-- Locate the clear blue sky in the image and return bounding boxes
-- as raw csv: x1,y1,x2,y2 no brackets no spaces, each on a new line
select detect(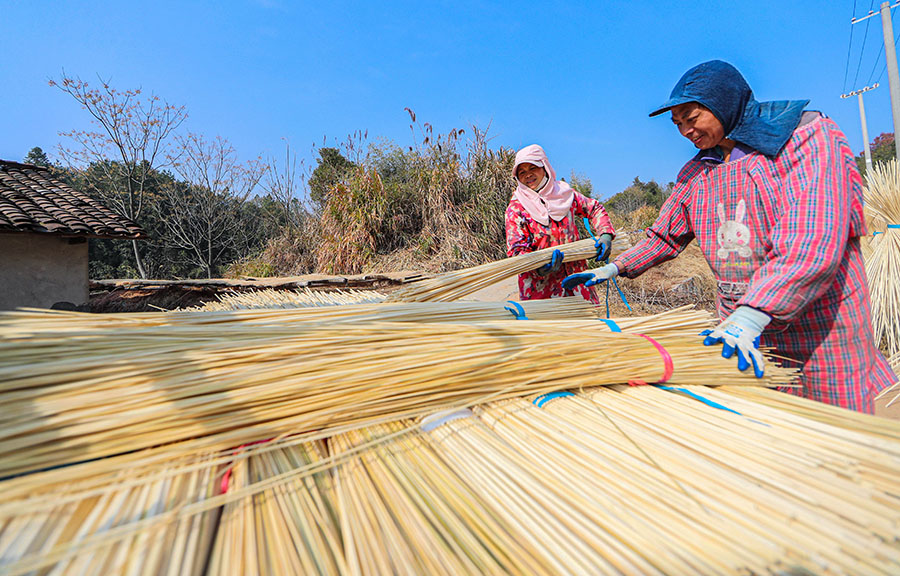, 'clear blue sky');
1,1,896,200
